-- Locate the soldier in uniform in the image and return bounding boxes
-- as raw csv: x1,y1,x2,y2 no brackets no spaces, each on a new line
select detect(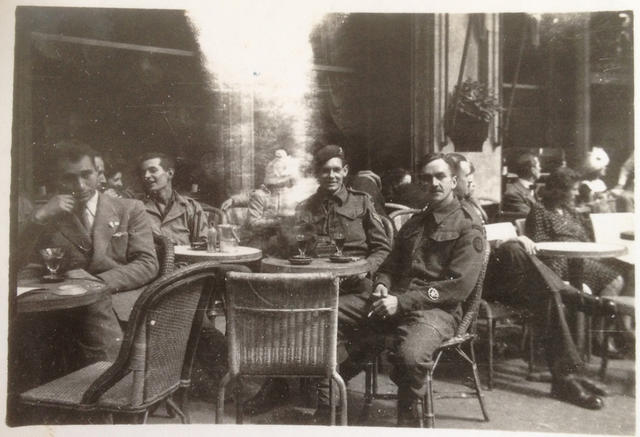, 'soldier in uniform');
139,152,208,245
244,145,392,415
314,152,485,426
453,153,610,410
